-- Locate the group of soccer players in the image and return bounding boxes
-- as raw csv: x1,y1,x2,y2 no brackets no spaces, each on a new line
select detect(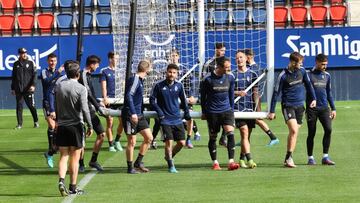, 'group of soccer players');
12,41,336,196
